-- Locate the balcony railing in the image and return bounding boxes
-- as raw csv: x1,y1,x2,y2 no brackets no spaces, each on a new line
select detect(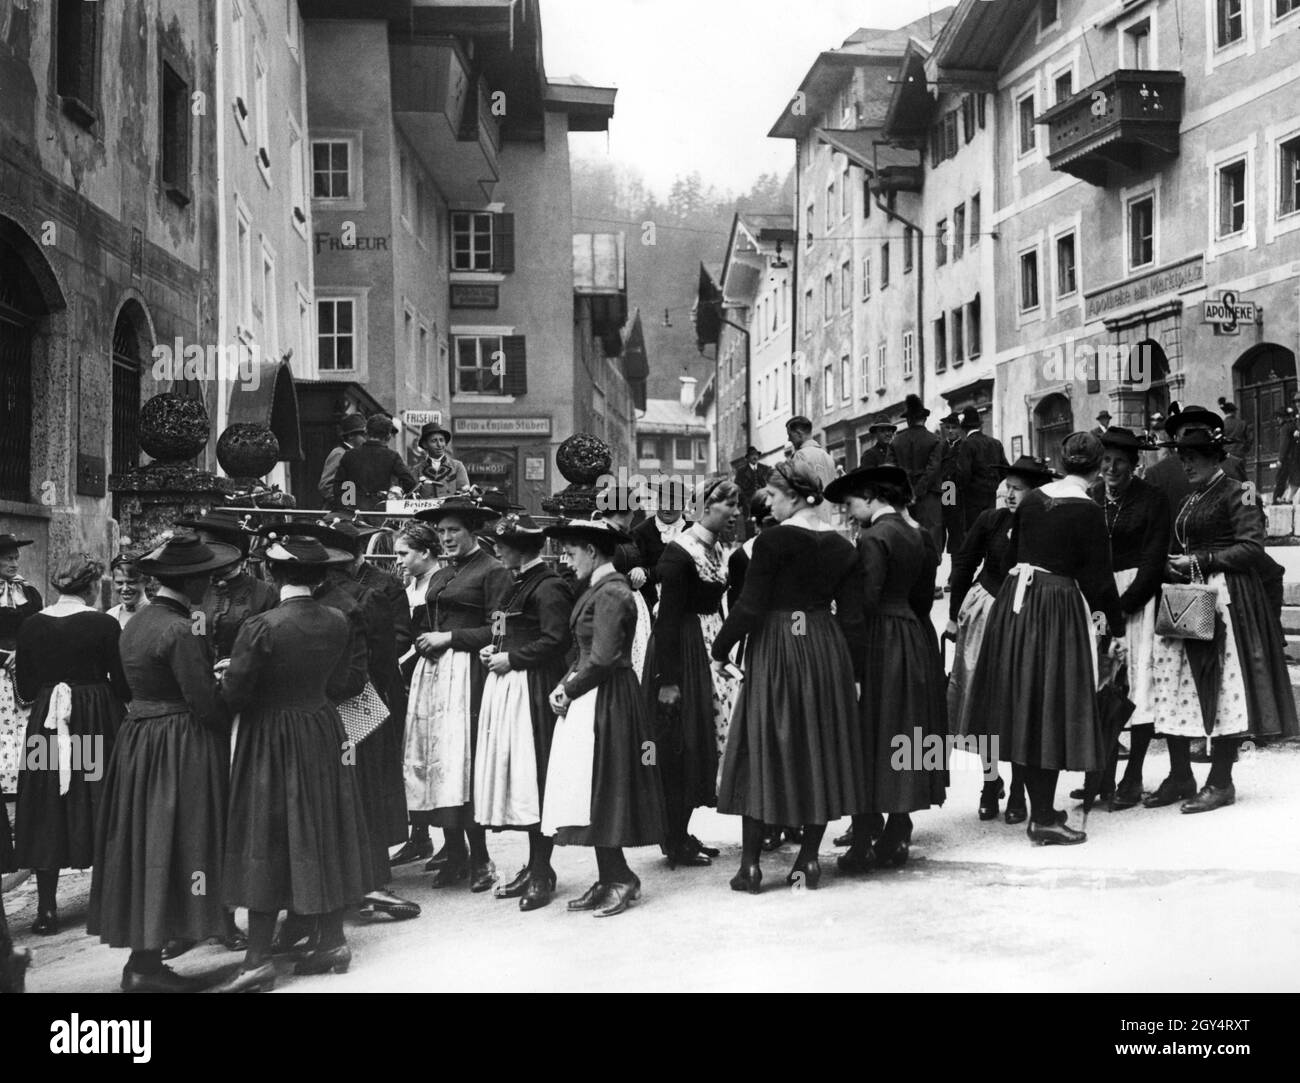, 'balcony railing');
1037,70,1184,187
